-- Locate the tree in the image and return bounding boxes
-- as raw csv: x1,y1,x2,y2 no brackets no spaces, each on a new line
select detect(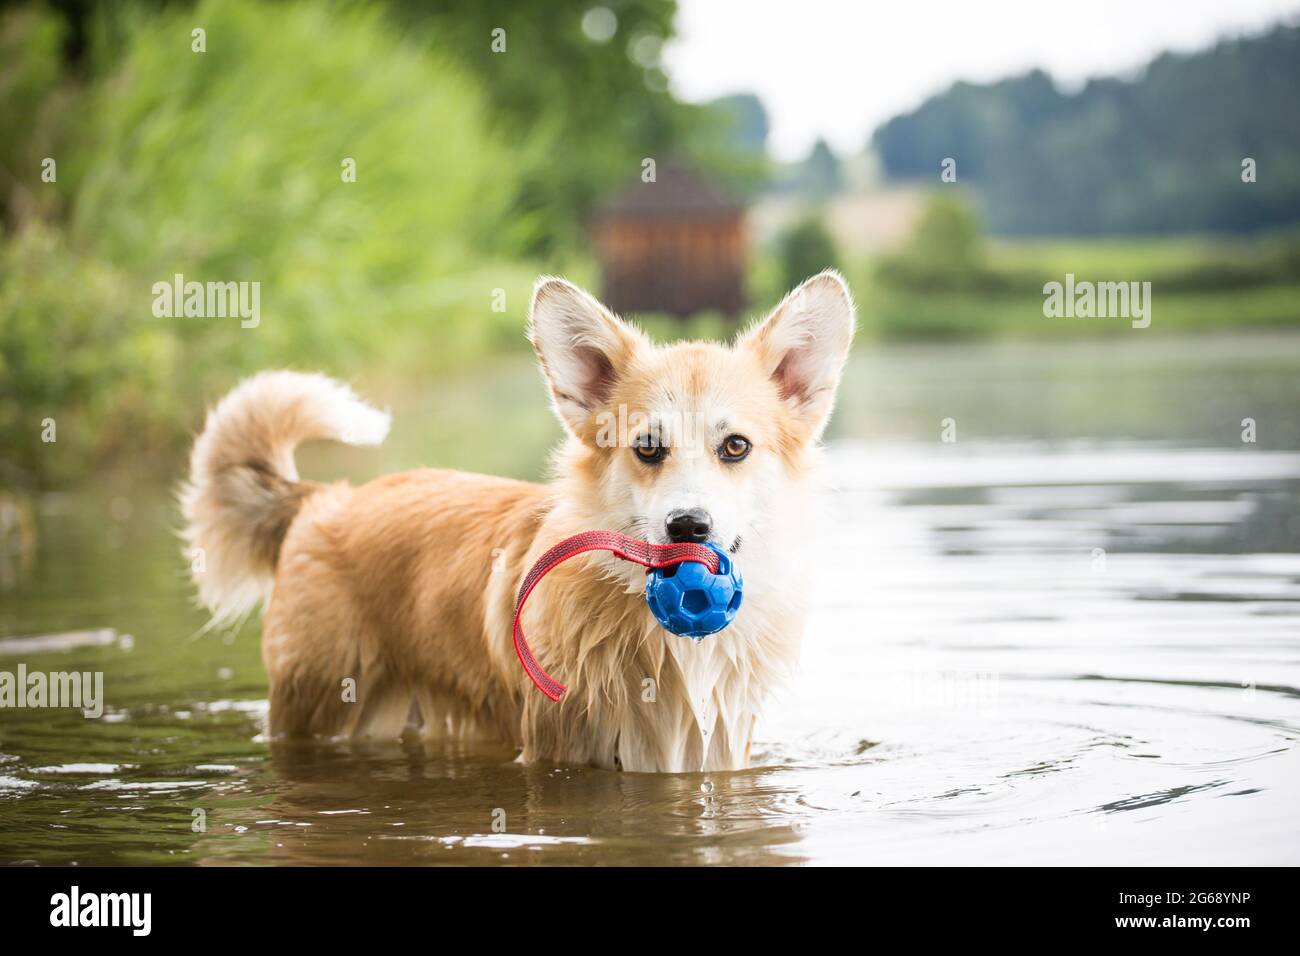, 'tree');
776,215,840,292
871,25,1300,235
